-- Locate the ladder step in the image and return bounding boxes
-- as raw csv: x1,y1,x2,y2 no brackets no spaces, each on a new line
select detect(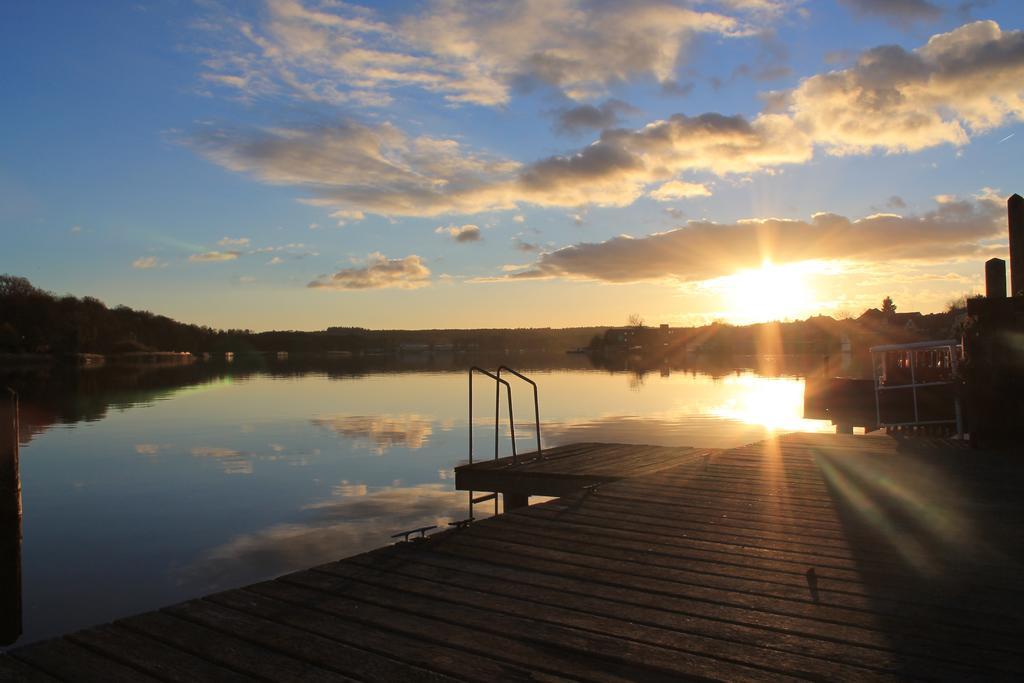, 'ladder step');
472,493,497,504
